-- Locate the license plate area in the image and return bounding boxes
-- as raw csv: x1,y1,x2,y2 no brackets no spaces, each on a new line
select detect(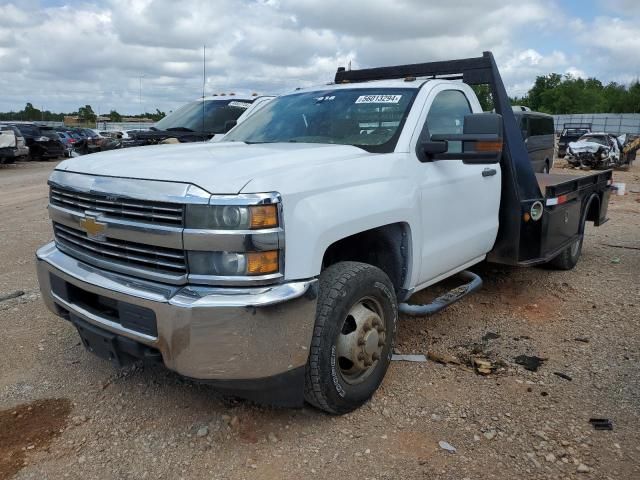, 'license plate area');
51,273,158,337
72,315,123,366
